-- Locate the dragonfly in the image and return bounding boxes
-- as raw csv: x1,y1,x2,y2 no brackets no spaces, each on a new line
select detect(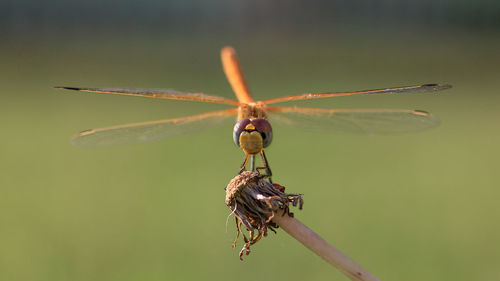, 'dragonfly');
55,46,451,180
